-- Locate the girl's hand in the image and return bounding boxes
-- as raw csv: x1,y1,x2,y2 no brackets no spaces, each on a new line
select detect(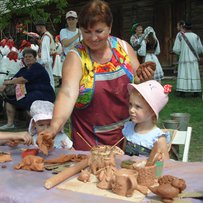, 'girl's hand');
7,132,33,147
18,132,33,145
